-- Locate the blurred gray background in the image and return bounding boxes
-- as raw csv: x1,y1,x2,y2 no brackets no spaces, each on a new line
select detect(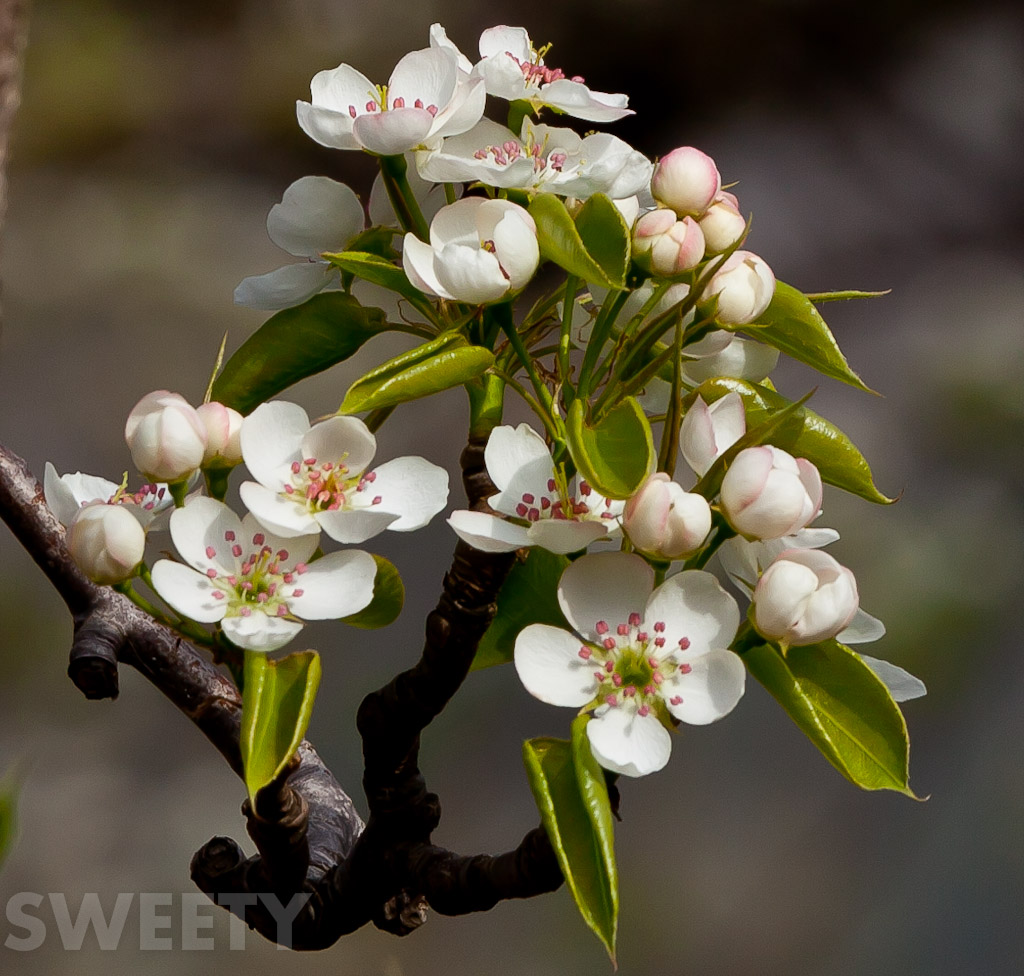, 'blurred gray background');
1,0,1022,973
